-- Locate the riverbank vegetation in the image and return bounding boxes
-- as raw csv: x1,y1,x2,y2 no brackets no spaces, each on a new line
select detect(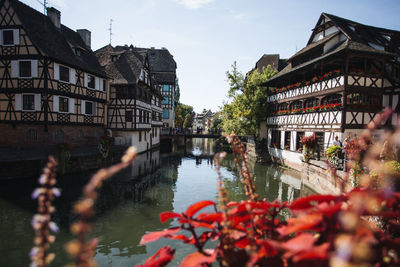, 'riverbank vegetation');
219,62,277,137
